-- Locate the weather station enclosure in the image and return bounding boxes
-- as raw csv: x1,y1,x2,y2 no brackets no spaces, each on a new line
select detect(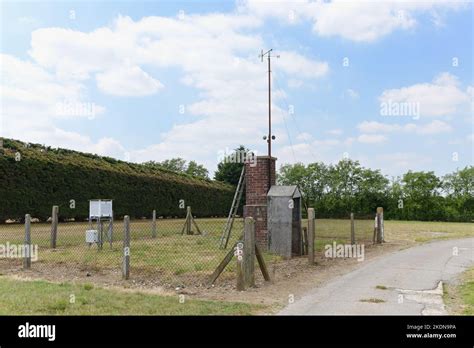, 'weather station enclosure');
267,185,302,259
87,199,113,249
